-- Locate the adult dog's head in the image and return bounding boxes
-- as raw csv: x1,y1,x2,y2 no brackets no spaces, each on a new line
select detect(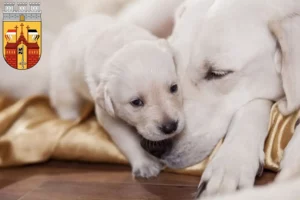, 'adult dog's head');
157,0,300,168
94,40,185,142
